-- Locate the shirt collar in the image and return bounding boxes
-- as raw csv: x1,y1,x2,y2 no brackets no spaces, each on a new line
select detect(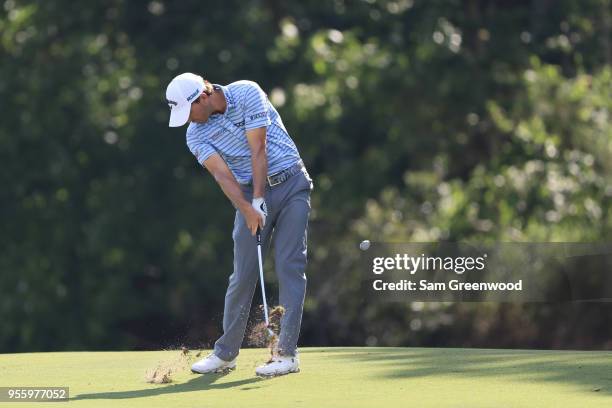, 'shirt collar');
215,84,235,111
